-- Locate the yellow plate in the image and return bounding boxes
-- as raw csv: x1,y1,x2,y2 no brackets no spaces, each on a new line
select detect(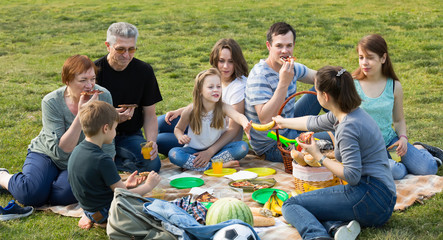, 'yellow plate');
244,167,276,177
204,168,237,177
